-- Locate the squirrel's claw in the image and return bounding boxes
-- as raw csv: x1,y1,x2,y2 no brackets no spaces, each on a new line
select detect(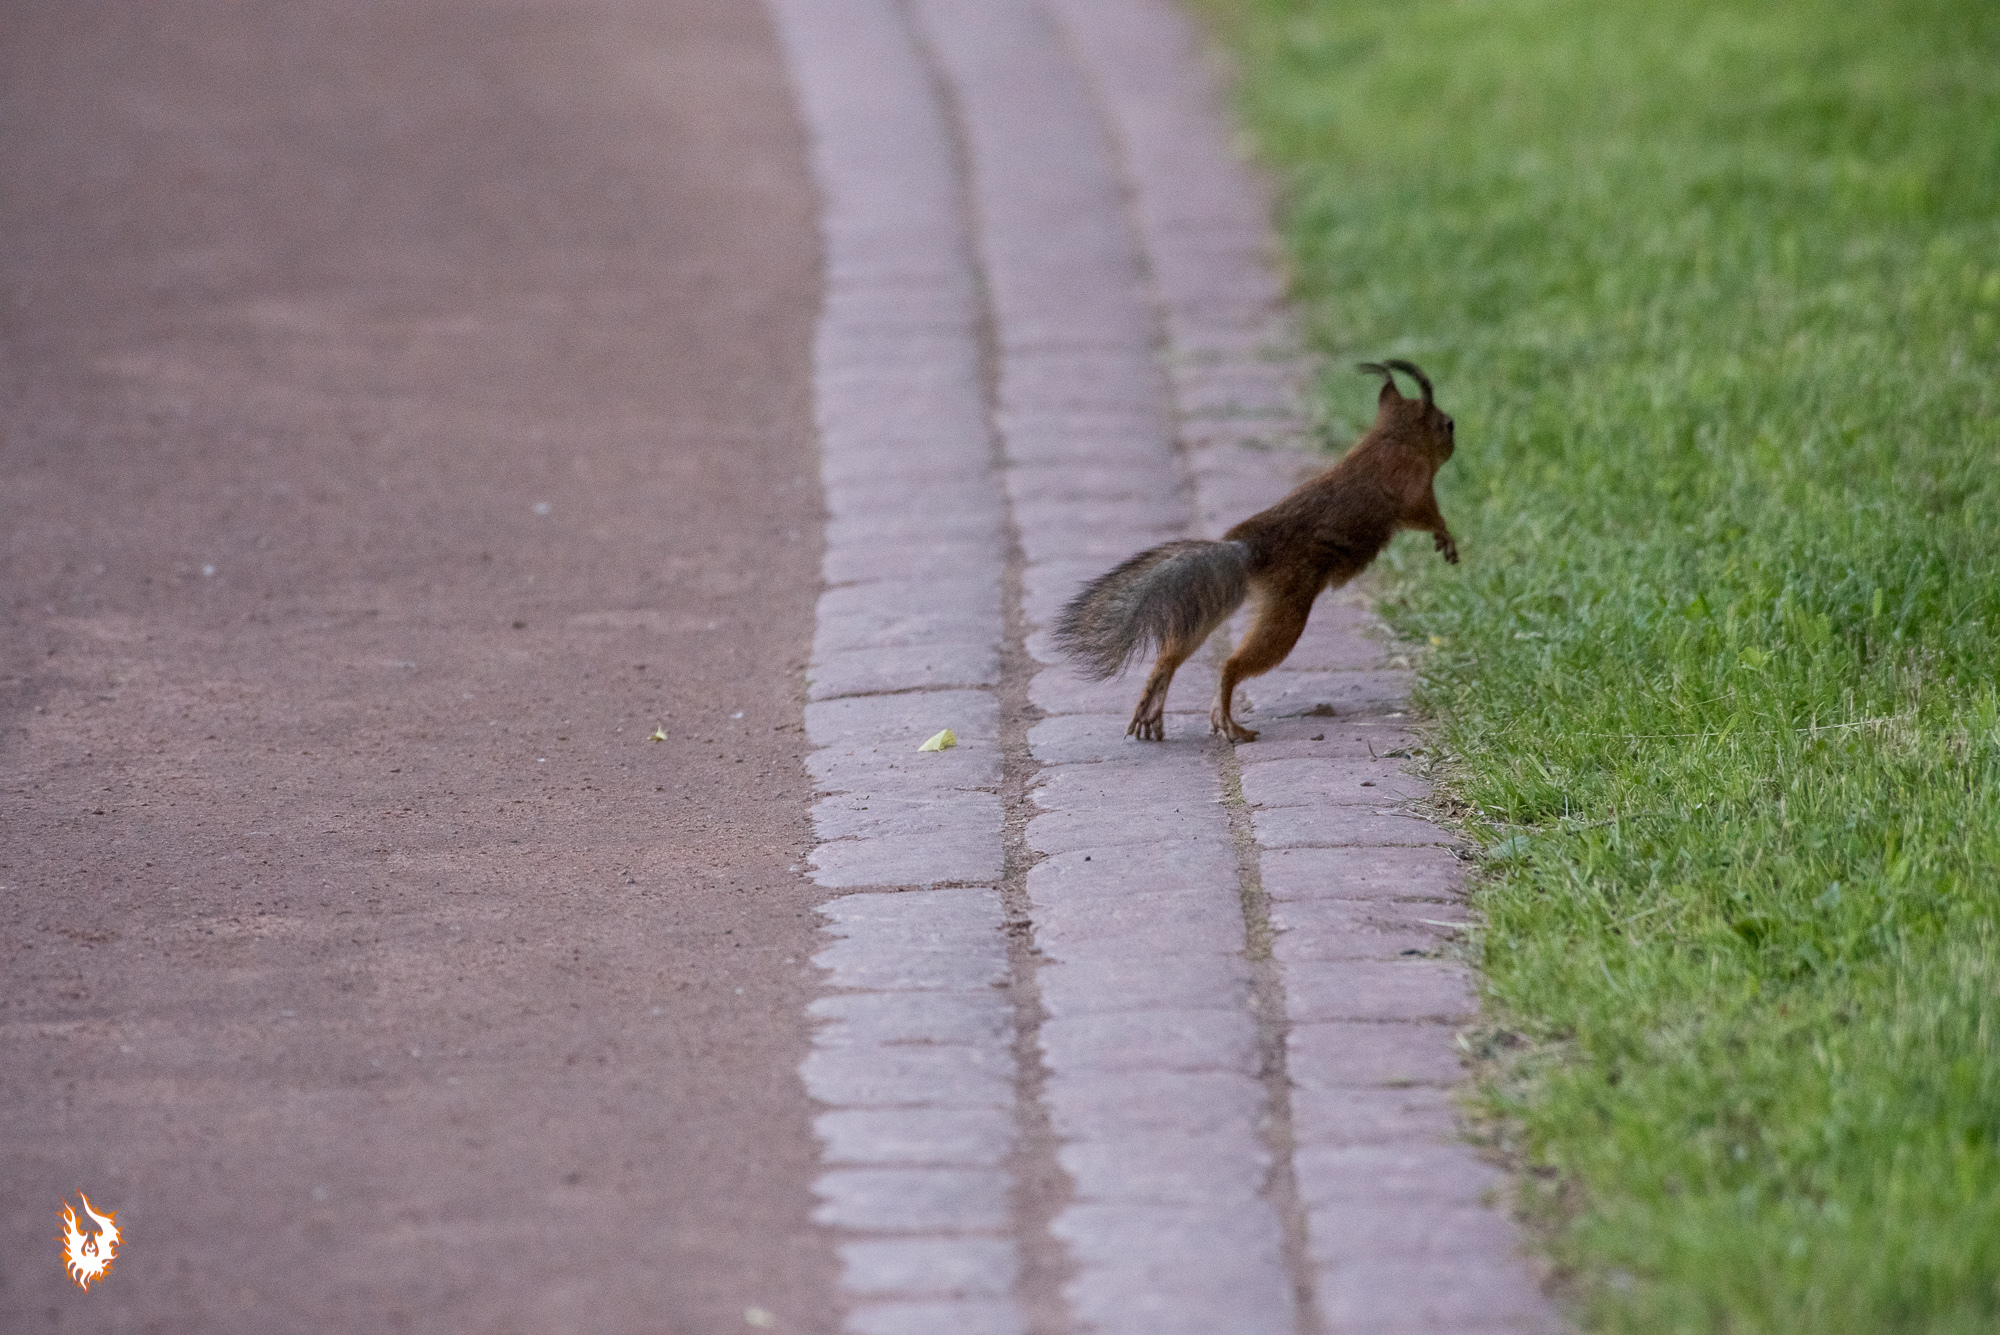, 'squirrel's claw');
1209,706,1258,744
1436,532,1459,564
